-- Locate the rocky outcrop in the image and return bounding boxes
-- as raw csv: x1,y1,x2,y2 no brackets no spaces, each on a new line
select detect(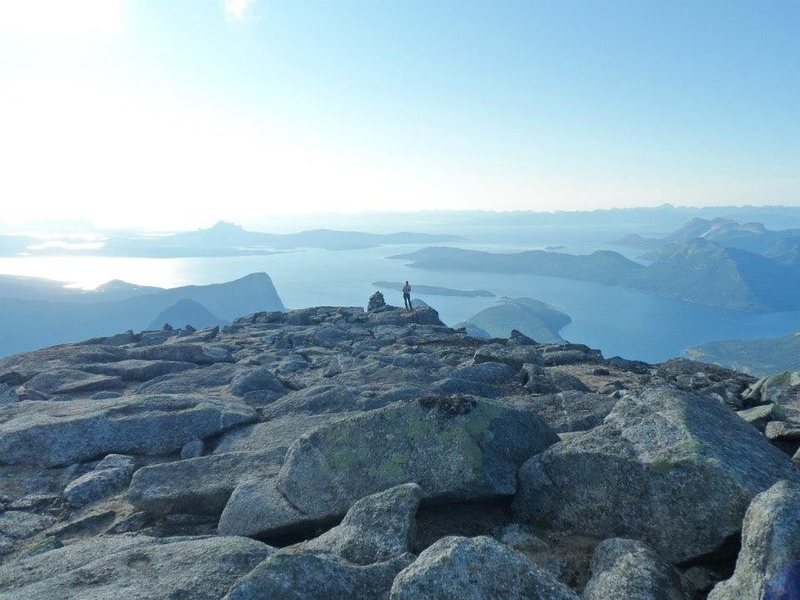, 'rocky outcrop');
582,538,690,600
218,396,558,537
224,484,422,599
225,552,413,600
389,536,579,599
128,449,285,514
0,394,256,467
708,480,800,600
0,302,796,598
301,483,422,564
515,385,799,563
63,454,136,507
0,535,273,600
